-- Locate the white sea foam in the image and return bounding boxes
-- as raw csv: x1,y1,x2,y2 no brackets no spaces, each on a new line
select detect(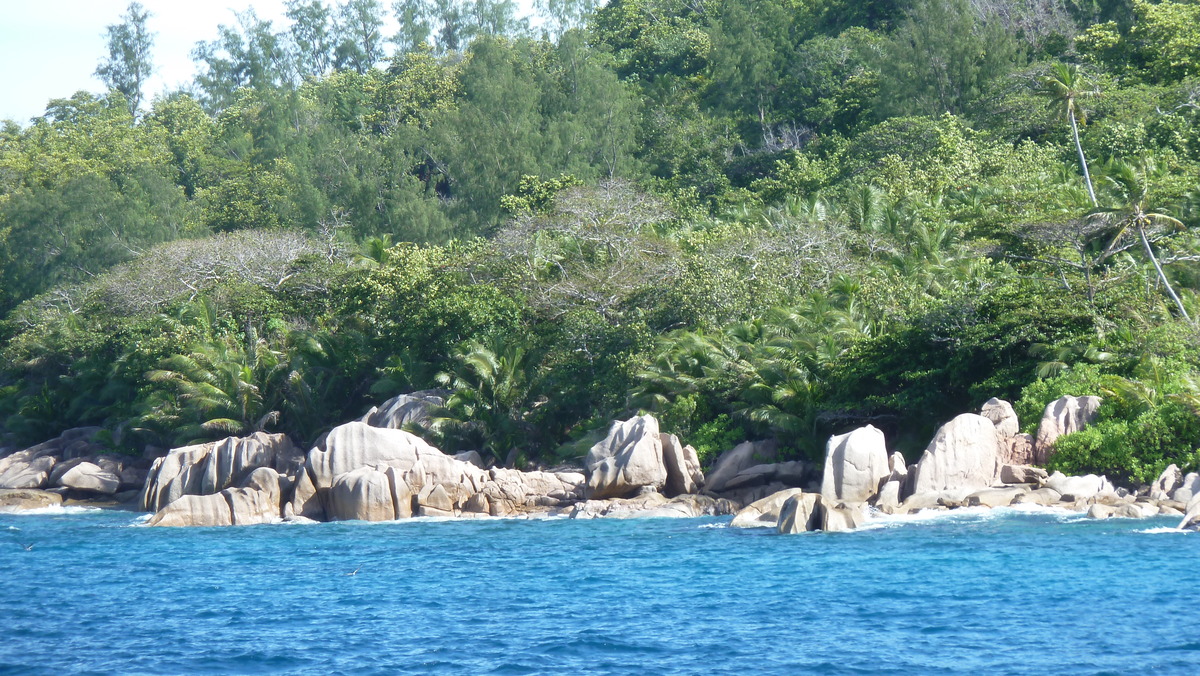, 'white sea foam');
859,503,1089,530
0,505,104,516
860,505,994,530
5,526,20,531
1135,526,1190,534
698,522,727,529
